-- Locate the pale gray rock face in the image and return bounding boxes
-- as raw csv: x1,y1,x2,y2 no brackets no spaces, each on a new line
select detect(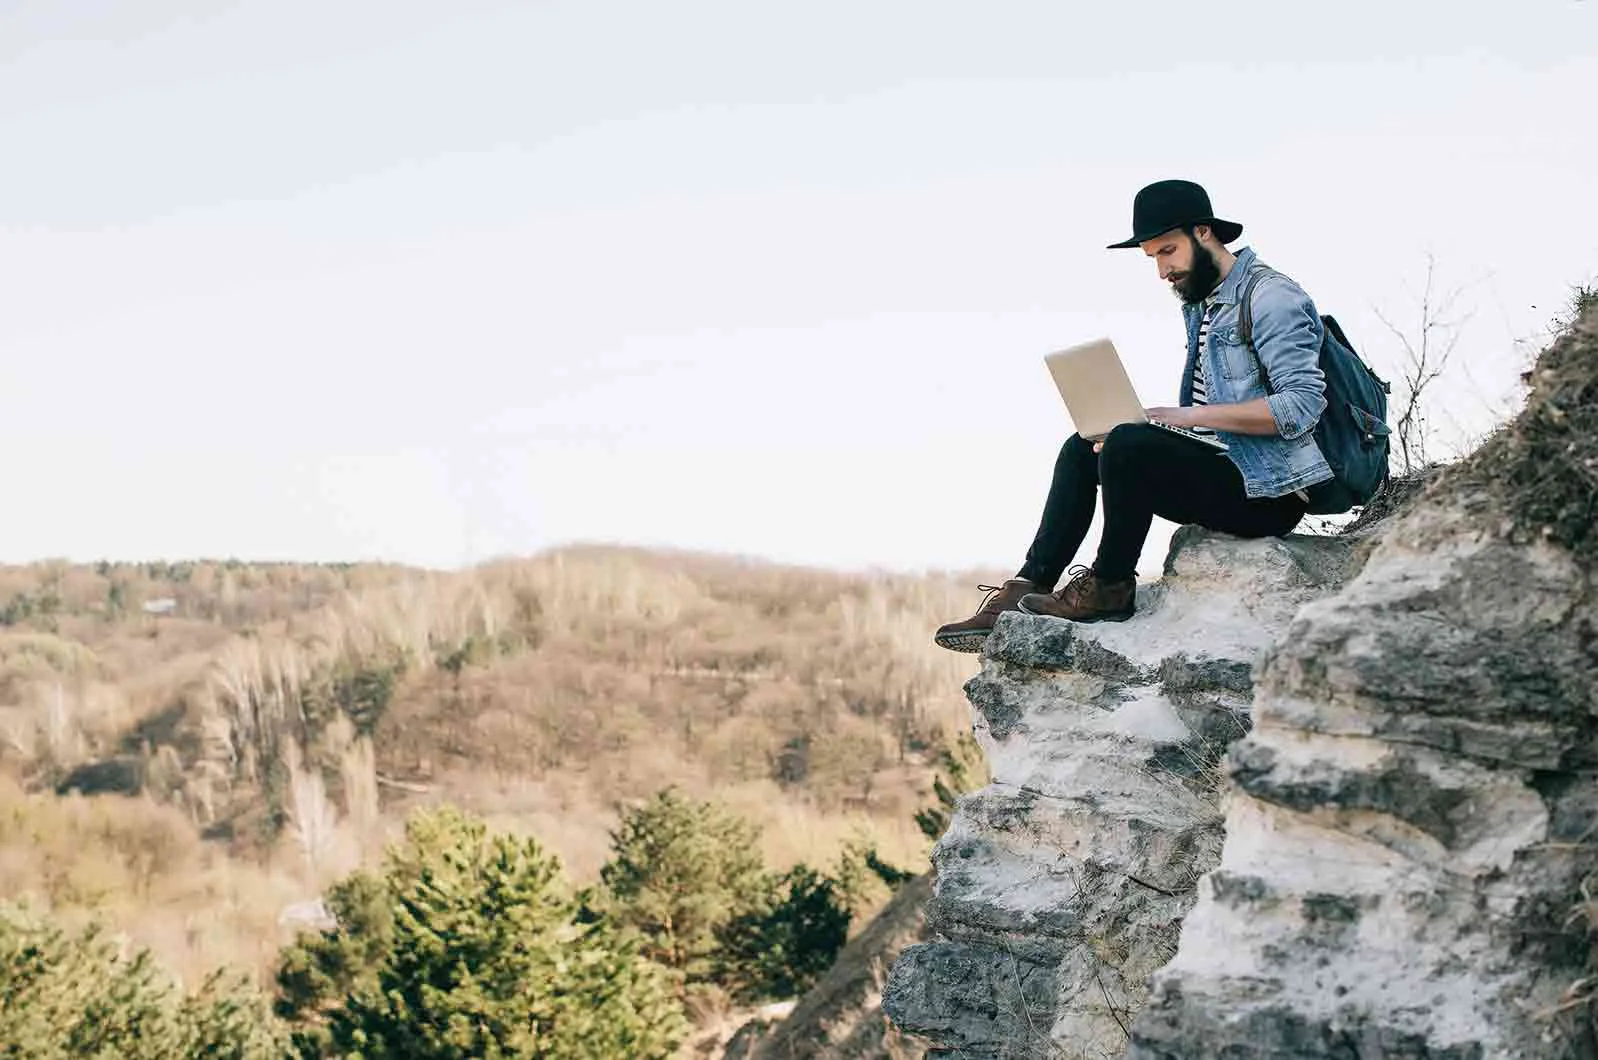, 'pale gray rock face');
883,528,1359,1059
1129,497,1598,1059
